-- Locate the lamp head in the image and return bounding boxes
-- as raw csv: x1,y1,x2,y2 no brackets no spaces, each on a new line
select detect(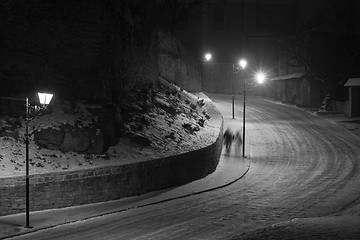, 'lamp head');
204,53,212,62
239,59,247,69
38,92,53,106
256,73,265,84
